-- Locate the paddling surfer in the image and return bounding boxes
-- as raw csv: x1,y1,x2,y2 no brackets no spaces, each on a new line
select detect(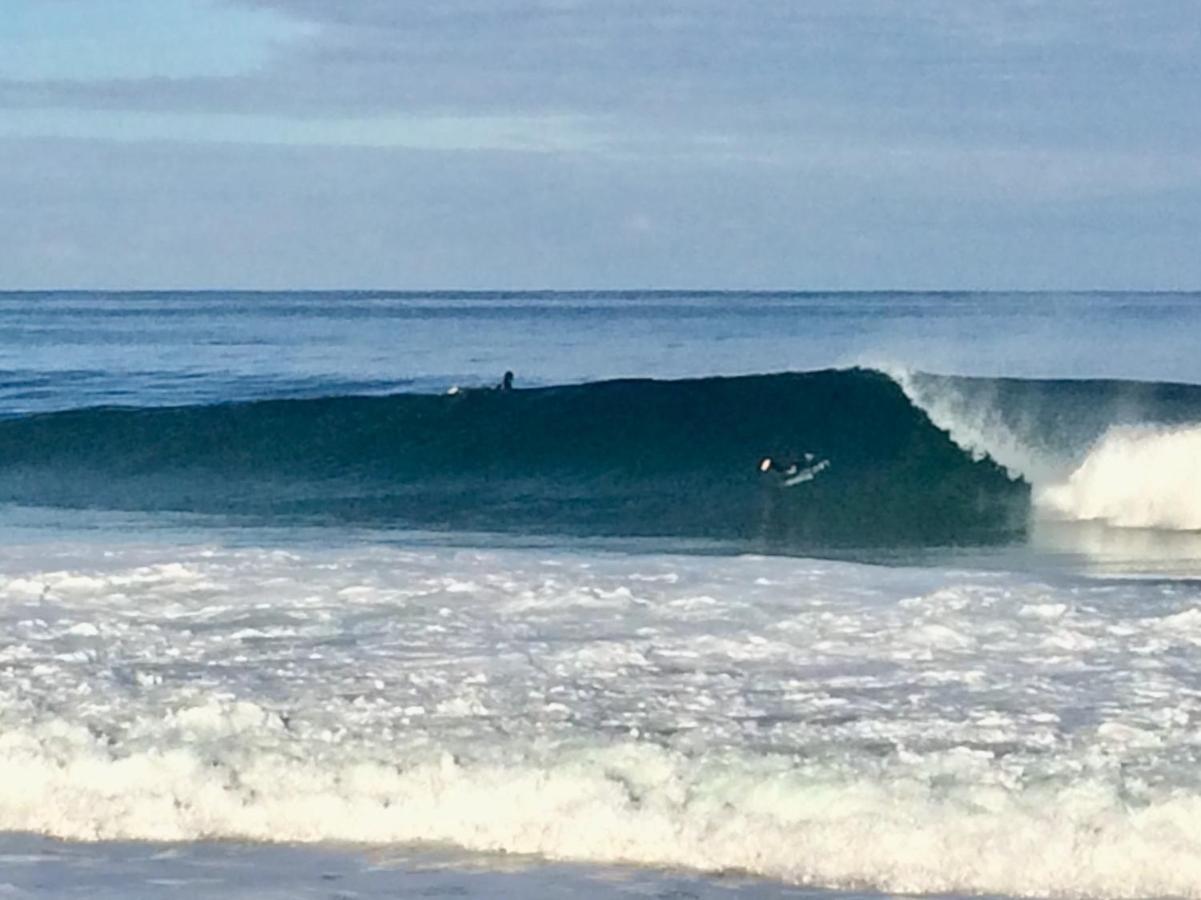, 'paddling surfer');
759,453,829,485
